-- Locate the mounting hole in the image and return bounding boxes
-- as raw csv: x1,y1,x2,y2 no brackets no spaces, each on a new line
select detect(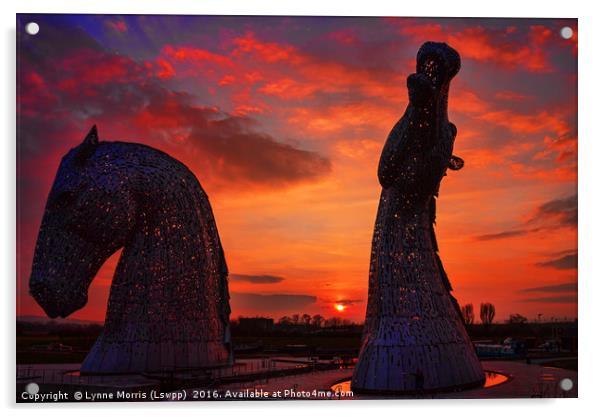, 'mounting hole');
559,378,574,391
560,26,573,40
25,22,40,35
25,382,39,395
